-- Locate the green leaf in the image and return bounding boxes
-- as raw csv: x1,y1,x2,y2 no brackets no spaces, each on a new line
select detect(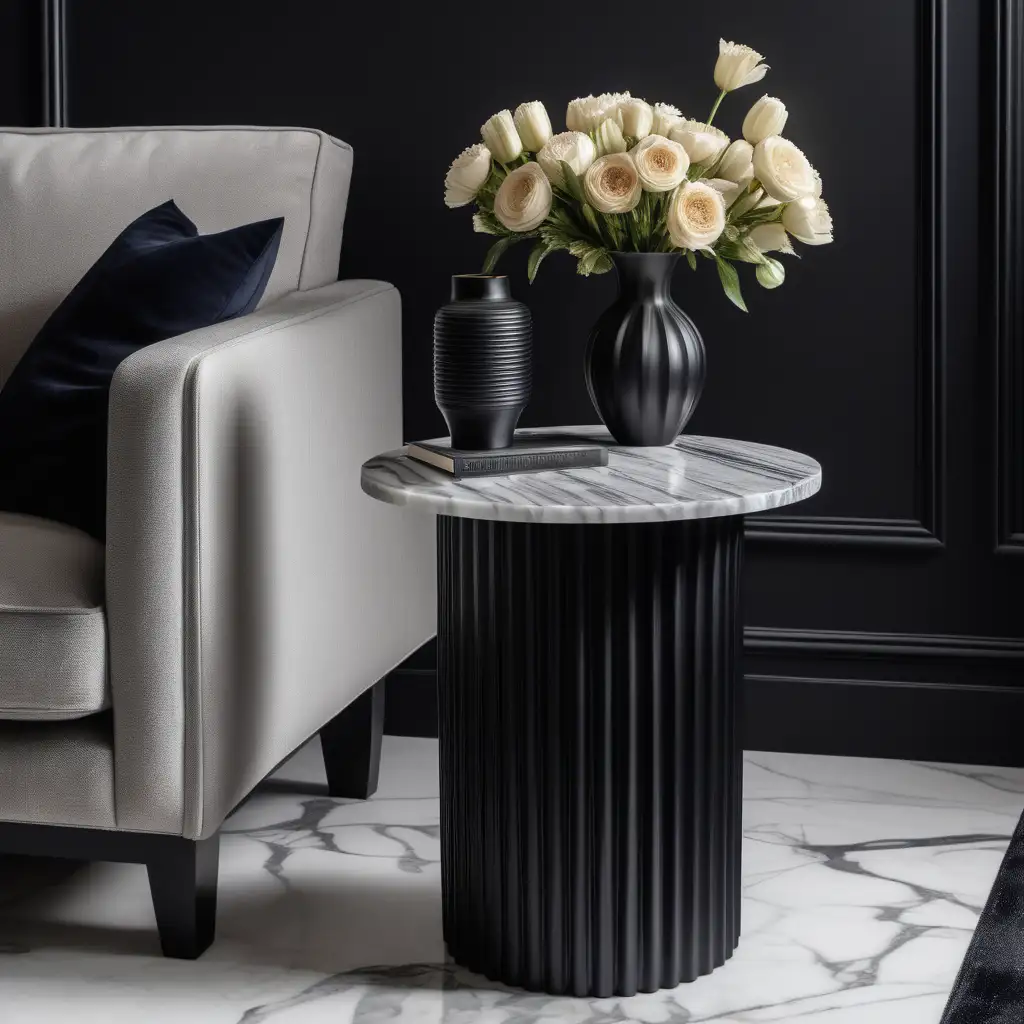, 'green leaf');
482,236,513,274
714,254,748,312
527,242,552,283
685,249,697,271
559,161,587,204
472,208,504,236
716,237,765,265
